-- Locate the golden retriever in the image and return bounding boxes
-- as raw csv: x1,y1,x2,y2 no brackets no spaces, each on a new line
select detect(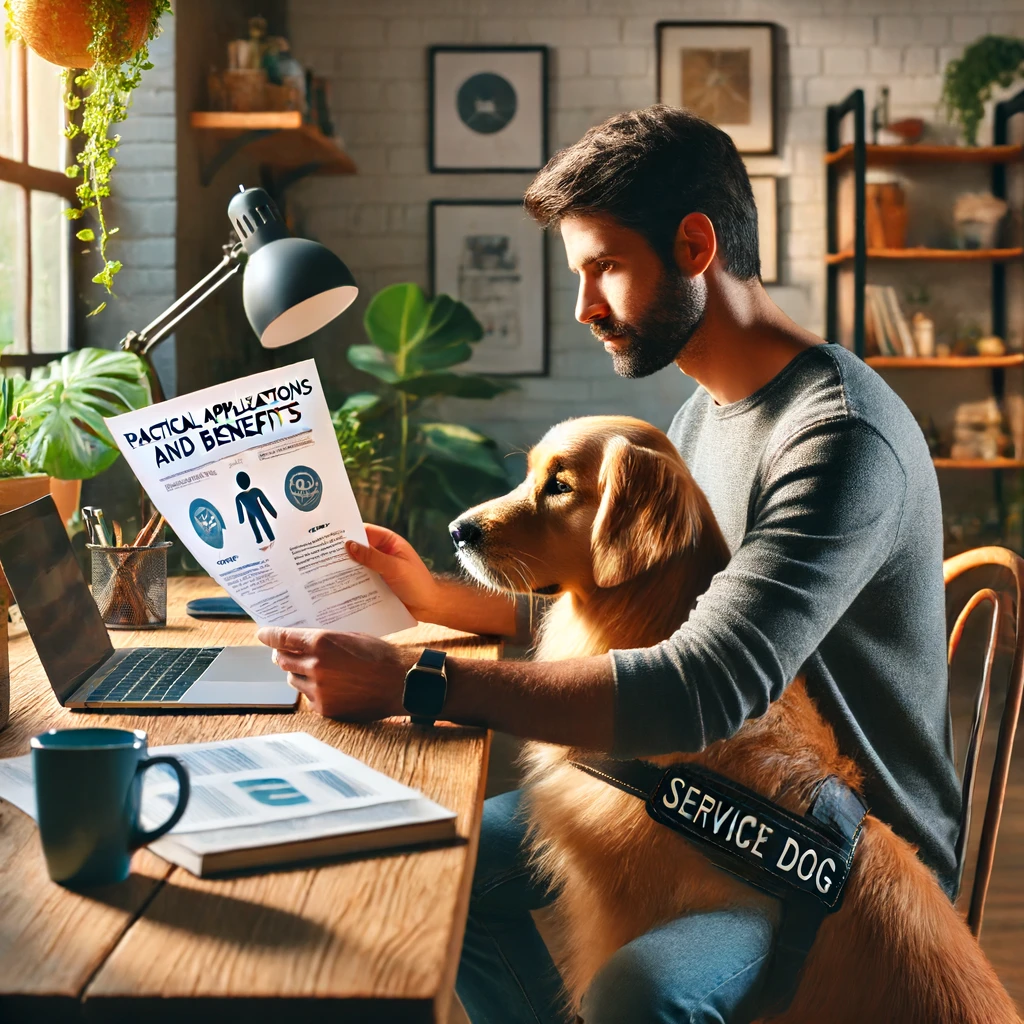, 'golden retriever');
452,414,1019,1024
